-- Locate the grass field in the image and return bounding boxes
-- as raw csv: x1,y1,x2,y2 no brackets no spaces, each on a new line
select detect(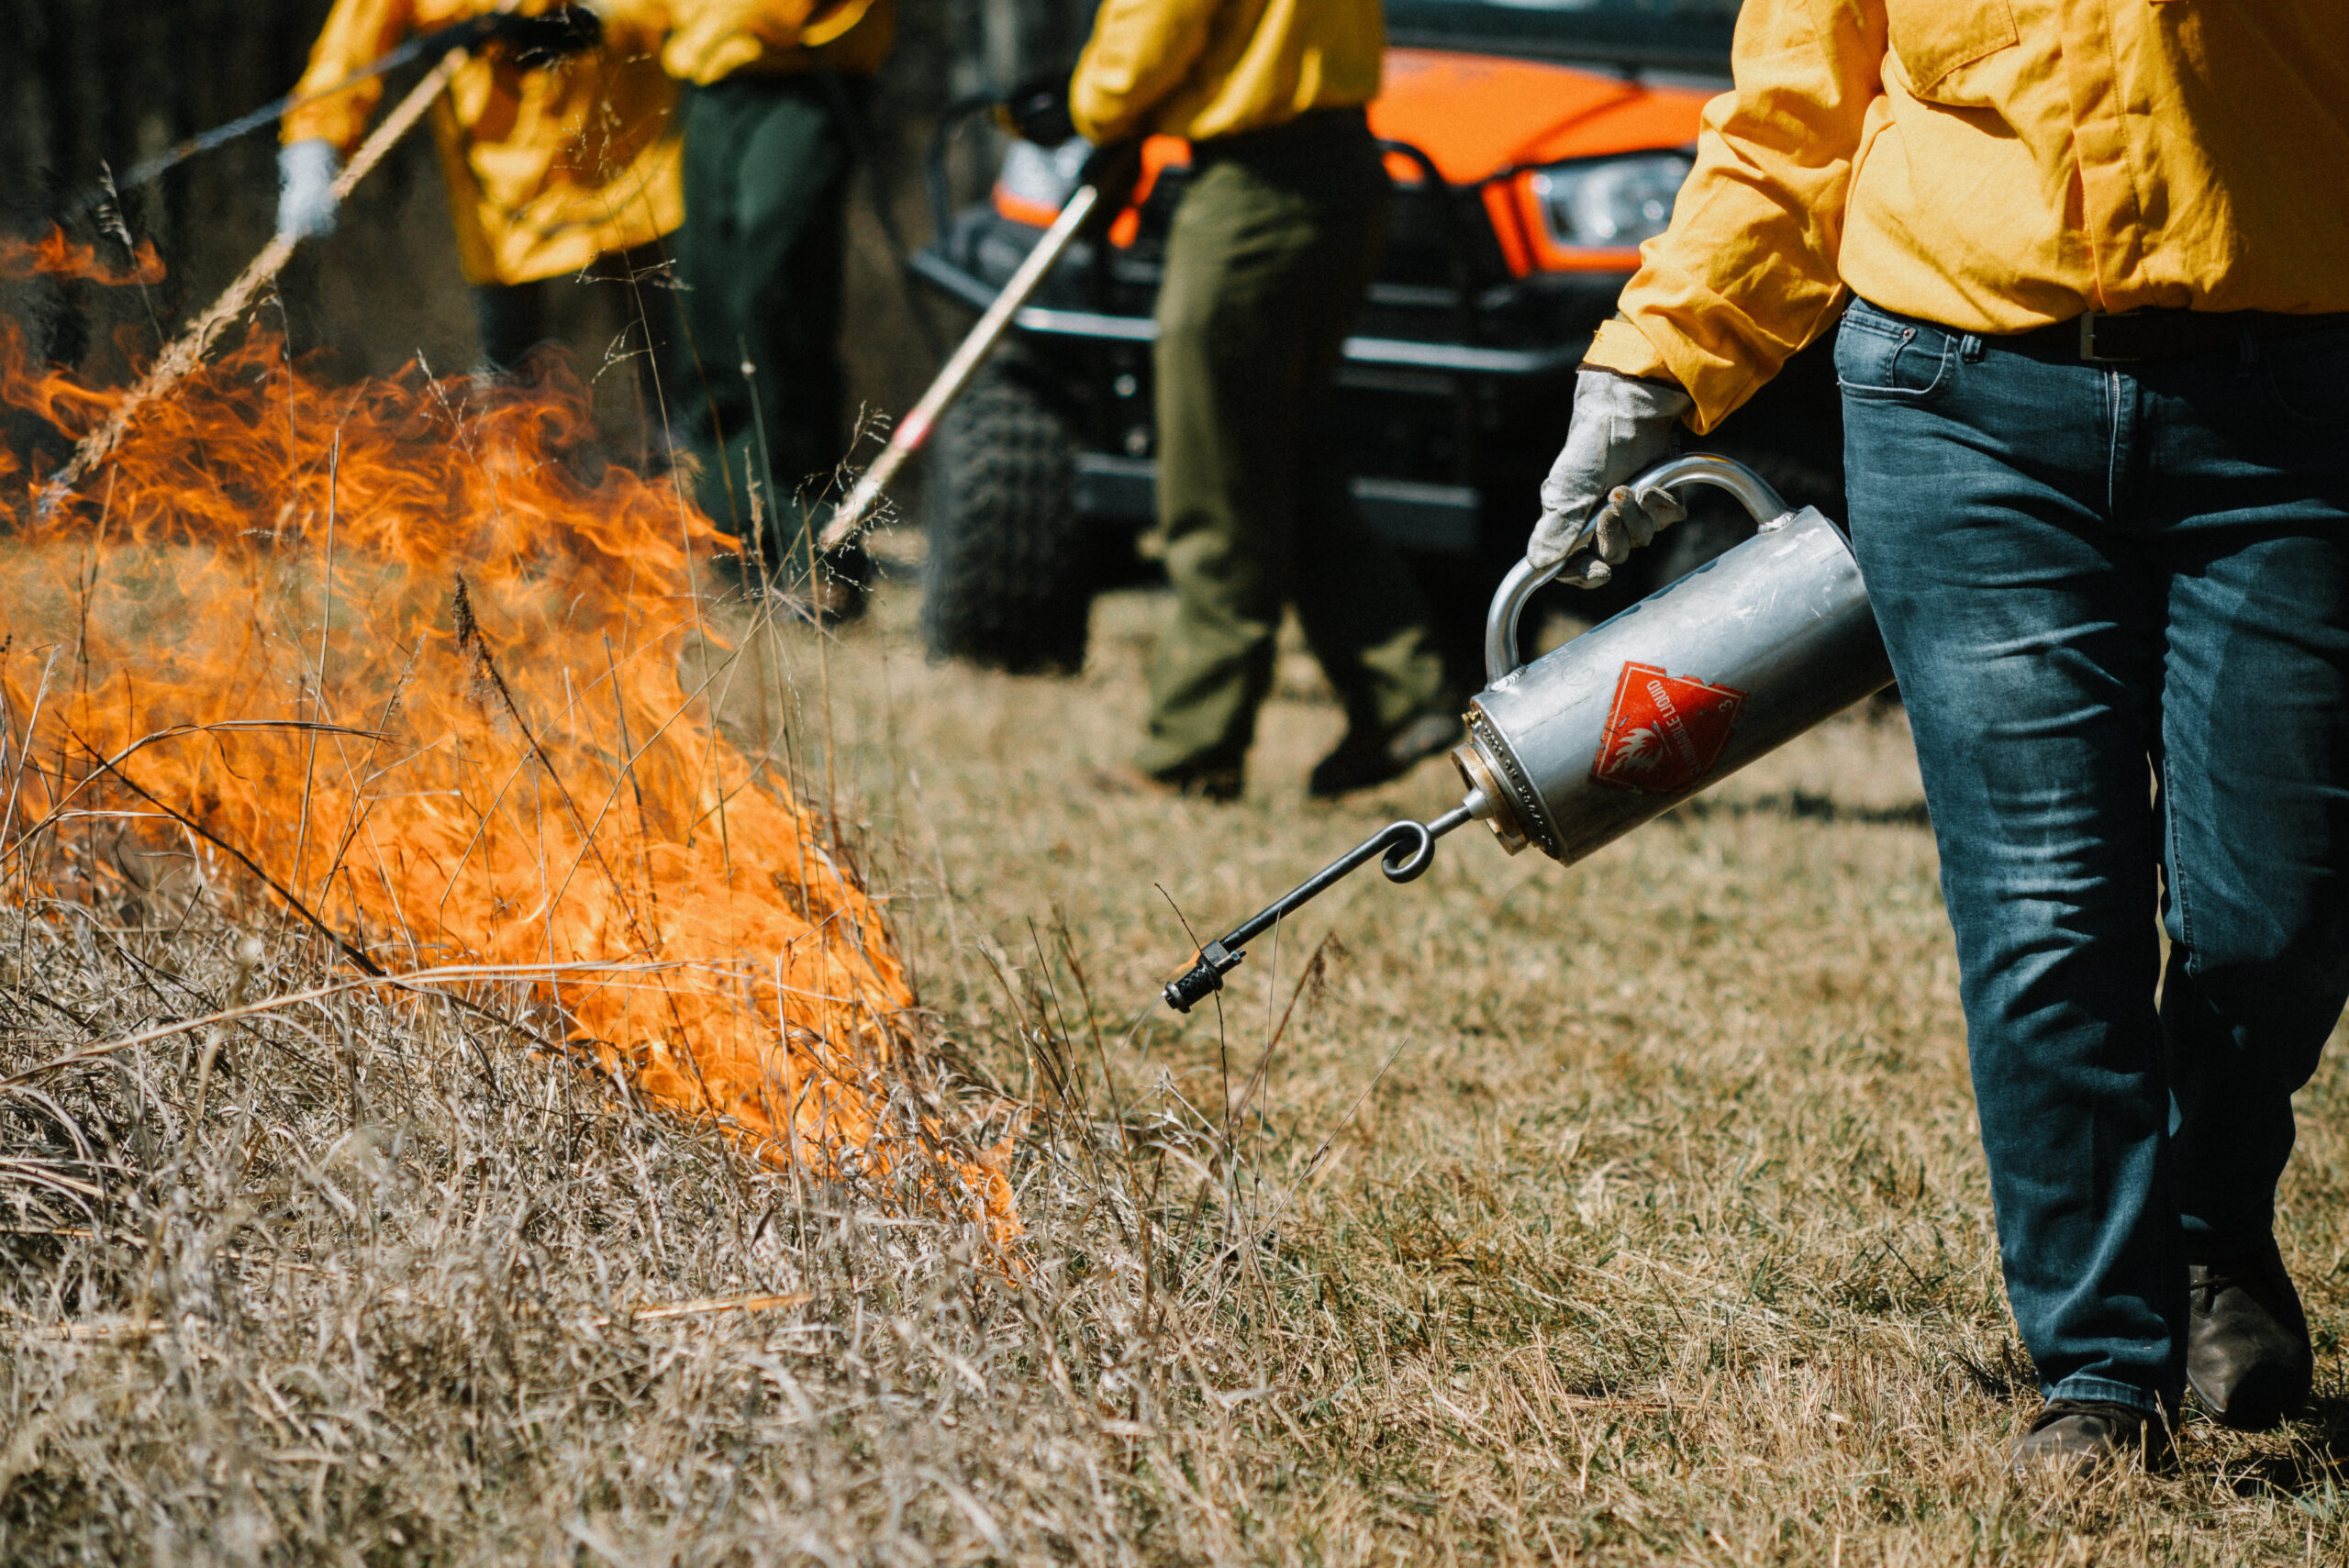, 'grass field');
6,536,2349,1564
